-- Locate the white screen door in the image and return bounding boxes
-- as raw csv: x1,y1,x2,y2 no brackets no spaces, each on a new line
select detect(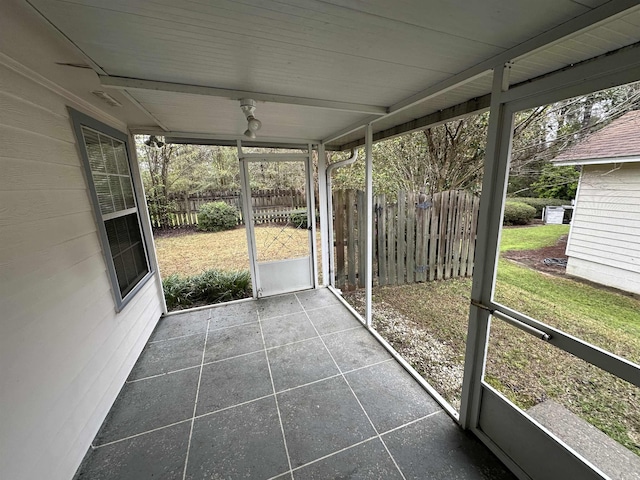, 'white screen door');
239,146,316,298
